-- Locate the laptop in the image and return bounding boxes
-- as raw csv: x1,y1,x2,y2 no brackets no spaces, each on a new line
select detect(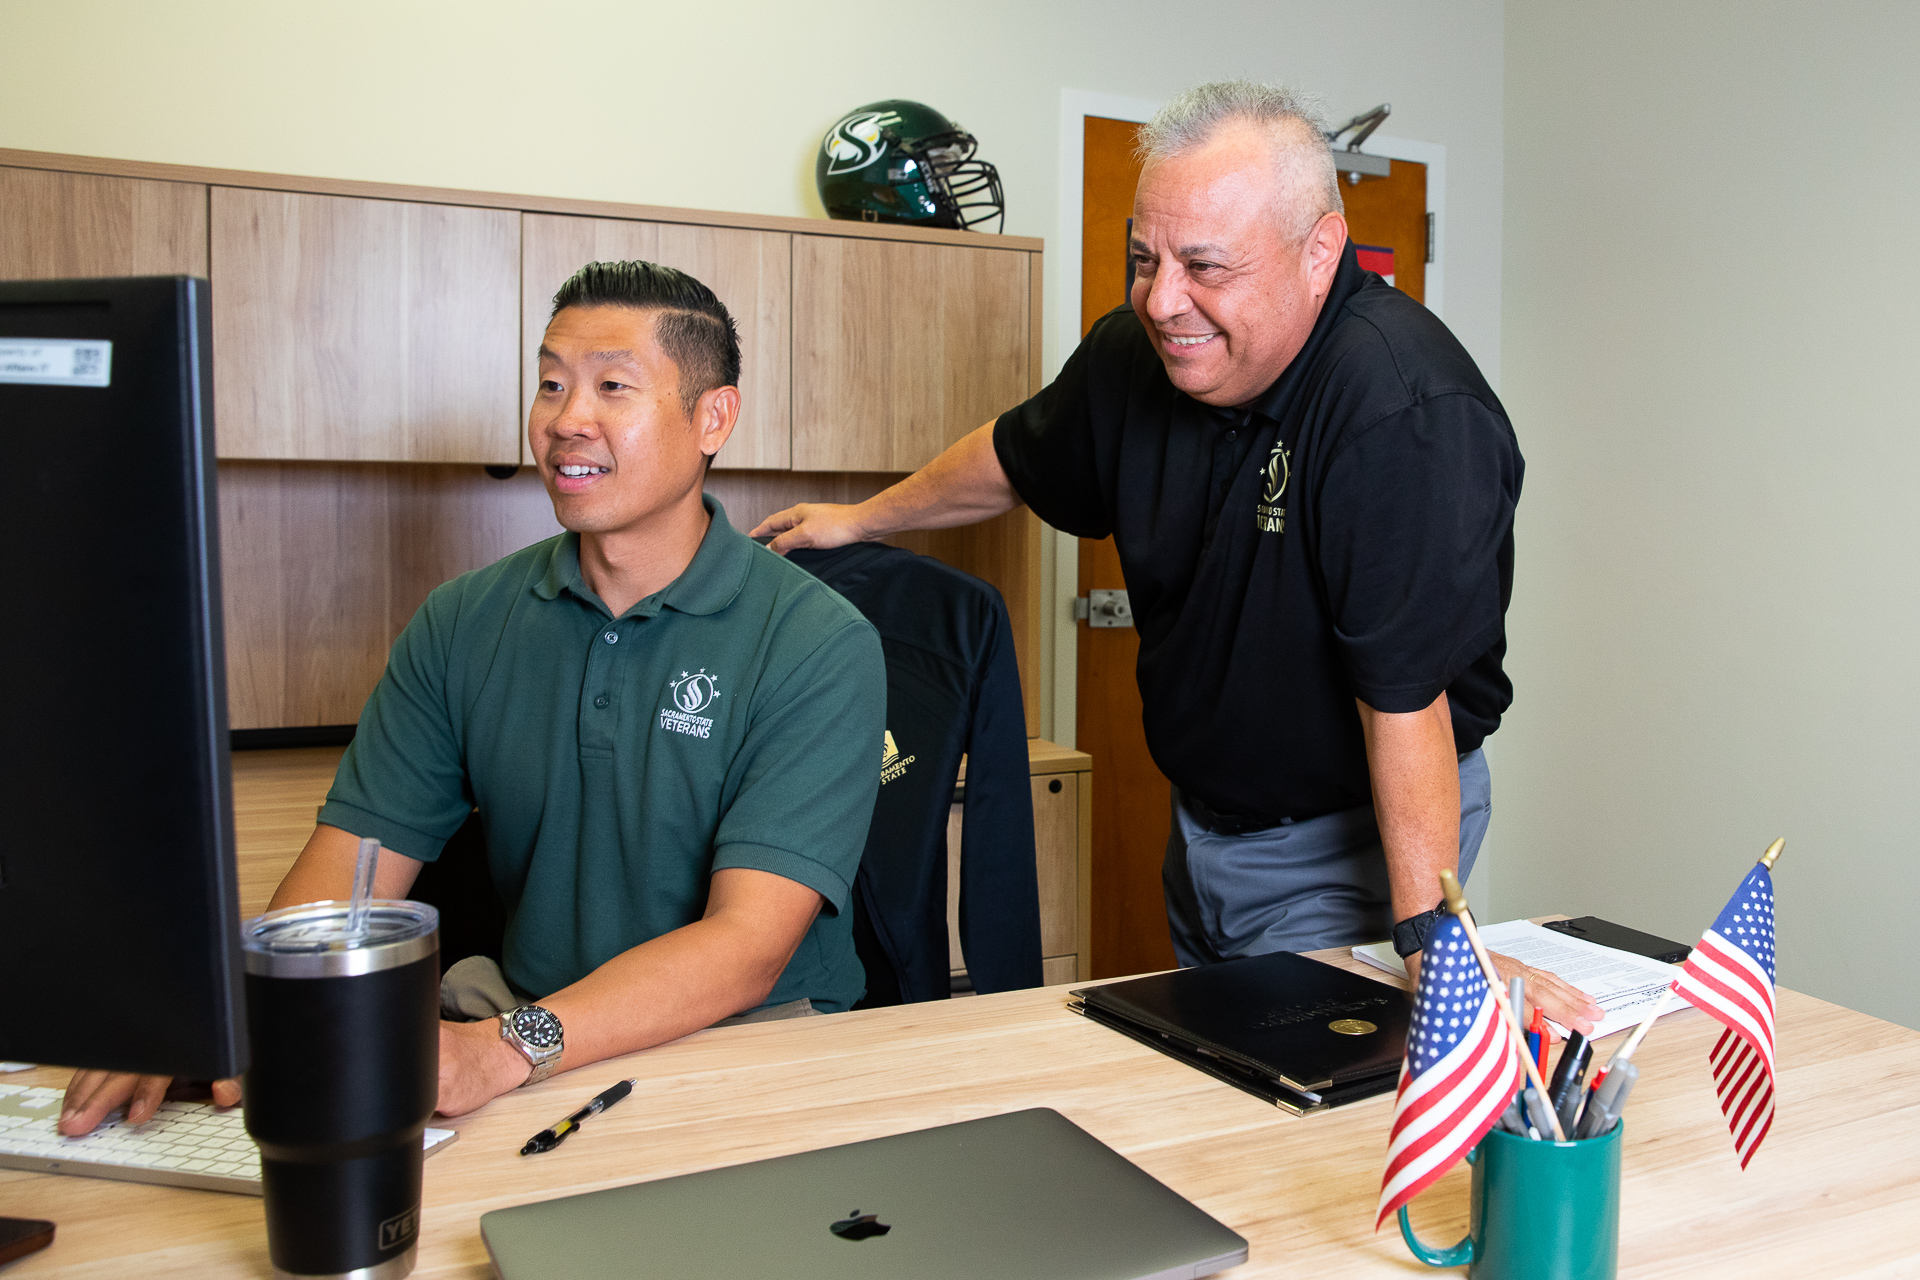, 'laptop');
1070,951,1409,1115
480,1108,1248,1280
